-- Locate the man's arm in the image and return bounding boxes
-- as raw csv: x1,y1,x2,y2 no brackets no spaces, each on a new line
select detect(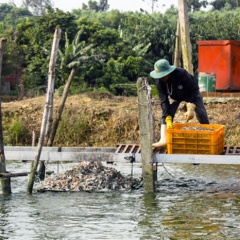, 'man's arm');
156,80,171,121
